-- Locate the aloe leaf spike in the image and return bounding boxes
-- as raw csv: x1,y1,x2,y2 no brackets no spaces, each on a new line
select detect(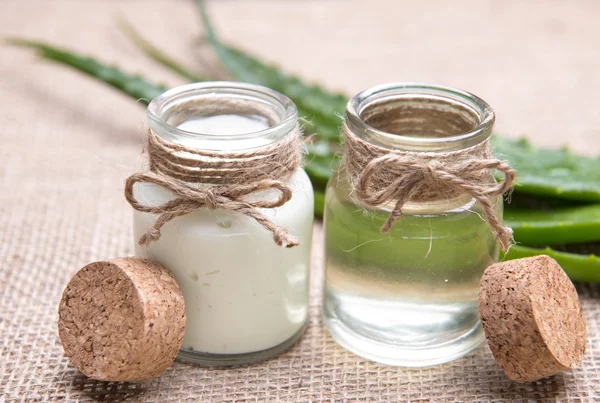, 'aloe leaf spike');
117,18,210,83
